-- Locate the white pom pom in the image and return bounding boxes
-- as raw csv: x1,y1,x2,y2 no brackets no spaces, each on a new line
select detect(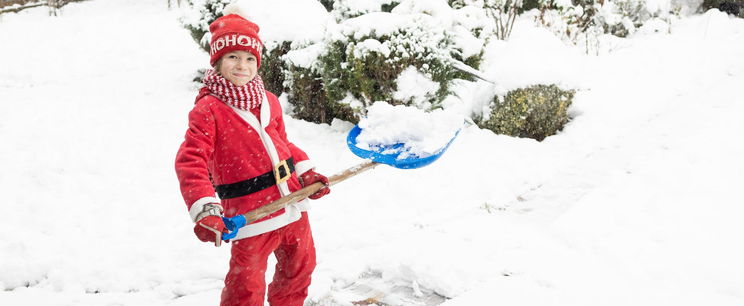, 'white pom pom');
223,3,250,19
